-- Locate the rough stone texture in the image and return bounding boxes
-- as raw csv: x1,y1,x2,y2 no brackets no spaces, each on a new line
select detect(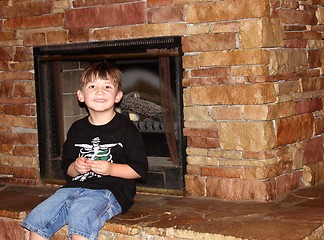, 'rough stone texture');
65,2,146,29
188,83,277,105
239,18,284,48
187,0,269,23
0,0,323,202
277,114,314,146
219,121,276,152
